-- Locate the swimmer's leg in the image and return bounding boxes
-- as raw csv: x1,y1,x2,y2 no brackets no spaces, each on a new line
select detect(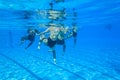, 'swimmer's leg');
20,36,28,45
62,44,66,56
74,37,76,47
25,41,34,49
38,34,46,49
53,49,56,64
